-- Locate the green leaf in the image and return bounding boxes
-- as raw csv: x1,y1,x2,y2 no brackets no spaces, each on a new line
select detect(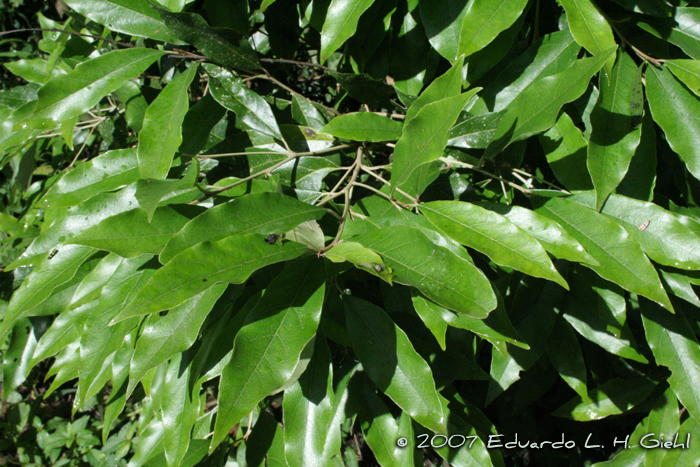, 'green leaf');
326,241,394,284
3,58,66,85
559,0,616,76
458,0,529,57
283,337,338,467
134,161,200,222
658,416,700,467
40,149,139,208
587,52,642,211
292,95,328,129
321,113,403,142
406,56,466,123
421,201,568,289
138,64,198,180
563,267,648,363
180,93,227,156
638,8,700,60
480,29,580,112
392,92,477,198
29,300,95,368
533,196,674,312
354,225,497,319
161,352,200,467
63,0,180,42
553,376,658,421
155,6,261,72
360,382,420,467
76,255,154,402
69,206,203,258
477,202,598,265
571,193,700,271
447,111,503,149
546,317,588,398
113,234,308,322
617,111,657,201
411,290,527,354
419,0,468,61
0,245,95,339
666,59,700,98
345,296,446,433
160,192,326,263
127,284,227,396
9,185,141,269
211,257,326,450
485,50,615,158
3,318,45,397
646,387,680,467
645,66,700,182
641,298,700,425
18,48,166,130
205,64,282,139
539,111,593,191
320,0,374,64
